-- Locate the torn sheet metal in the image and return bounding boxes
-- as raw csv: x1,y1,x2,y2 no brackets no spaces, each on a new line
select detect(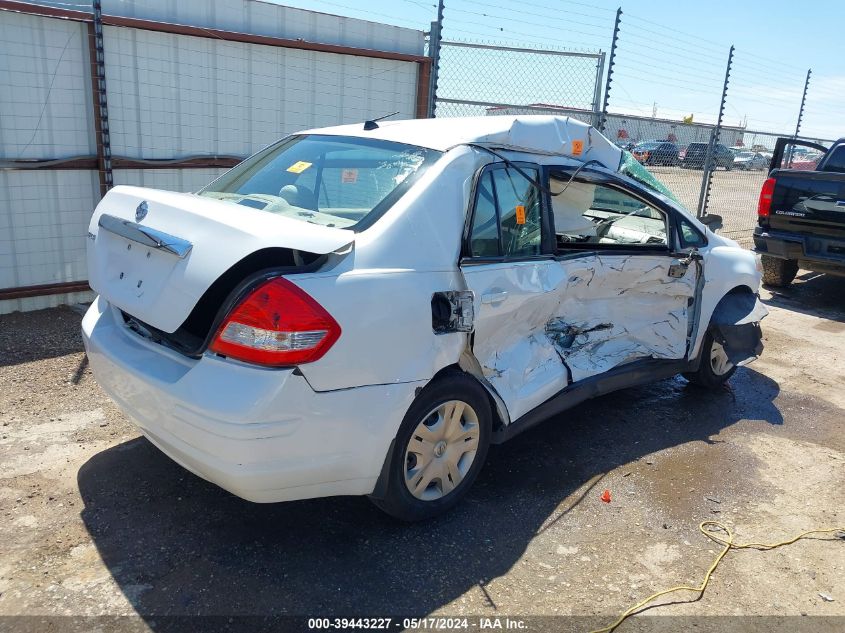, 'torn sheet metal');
462,254,697,422
543,254,696,383
710,291,769,325
710,291,768,366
